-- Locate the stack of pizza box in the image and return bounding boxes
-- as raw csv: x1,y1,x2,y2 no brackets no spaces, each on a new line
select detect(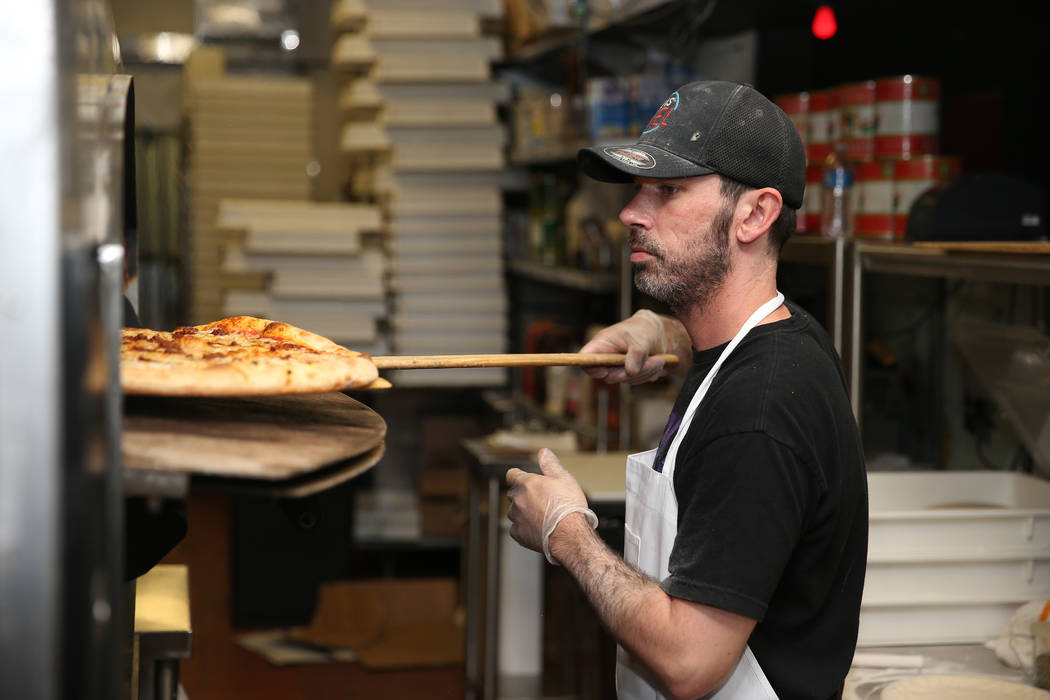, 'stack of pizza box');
215,199,388,355
185,76,313,324
332,0,509,389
